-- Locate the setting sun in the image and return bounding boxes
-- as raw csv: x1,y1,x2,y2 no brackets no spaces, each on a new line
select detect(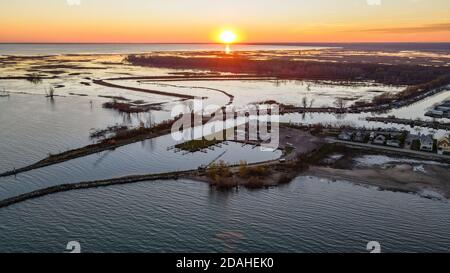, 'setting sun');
219,30,237,44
